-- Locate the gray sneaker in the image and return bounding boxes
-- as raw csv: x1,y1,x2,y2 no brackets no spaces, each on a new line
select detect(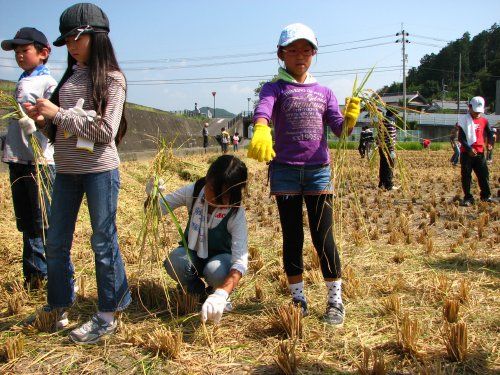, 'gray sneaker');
323,302,345,326
69,314,117,344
